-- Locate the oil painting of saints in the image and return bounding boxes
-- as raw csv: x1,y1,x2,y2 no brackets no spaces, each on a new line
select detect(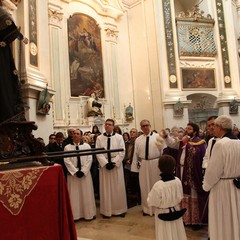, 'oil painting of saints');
68,14,104,98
